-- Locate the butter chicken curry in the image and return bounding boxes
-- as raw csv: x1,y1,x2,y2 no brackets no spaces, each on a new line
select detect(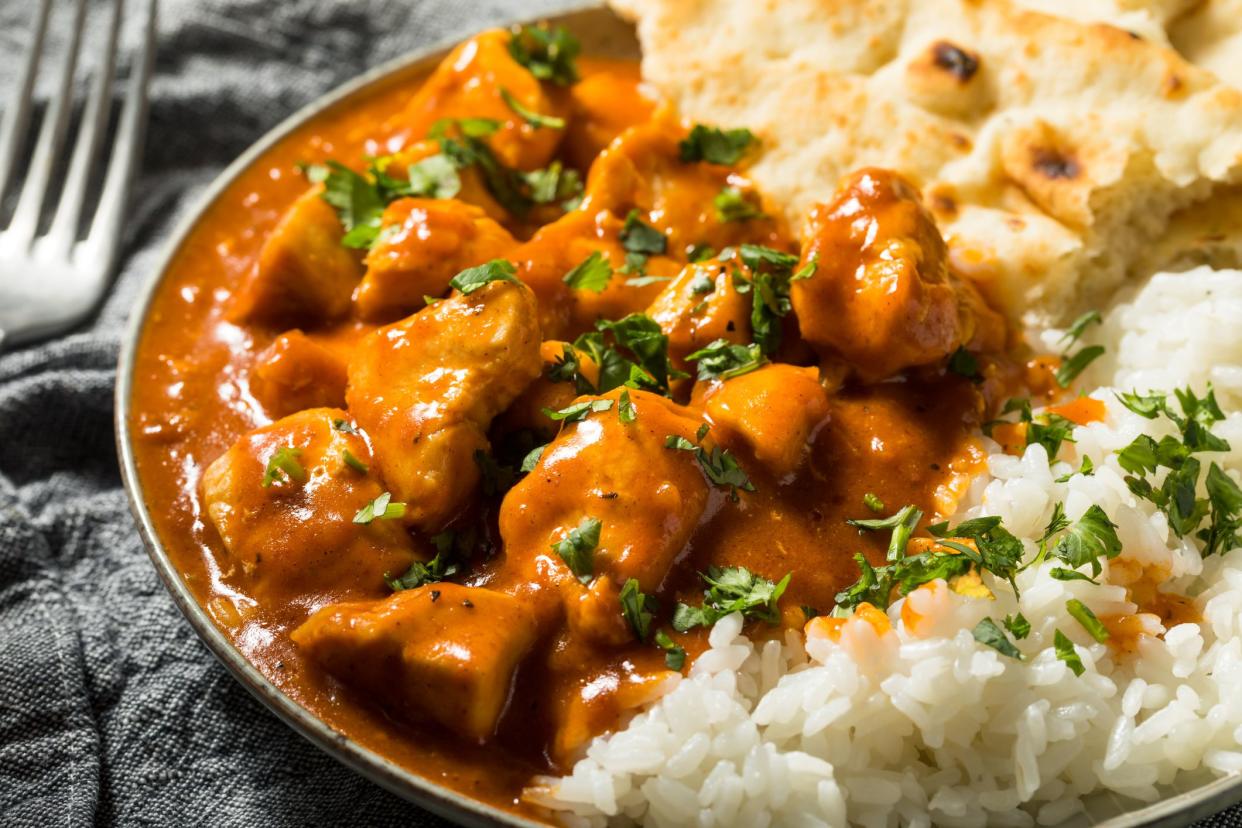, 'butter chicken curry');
129,25,1016,818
